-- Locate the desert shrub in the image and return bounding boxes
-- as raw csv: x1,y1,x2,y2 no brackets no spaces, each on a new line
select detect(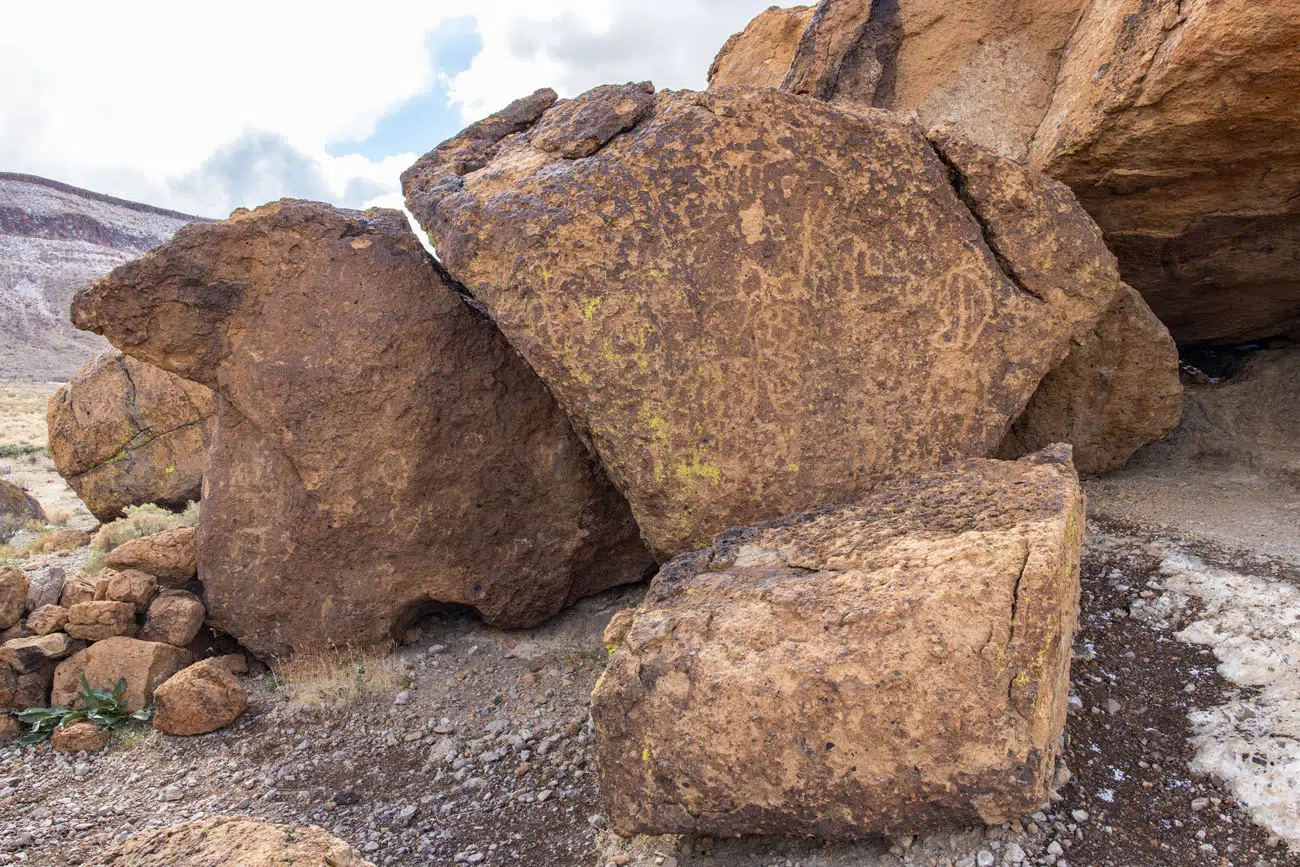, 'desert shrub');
84,502,200,574
24,528,90,556
13,675,152,746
